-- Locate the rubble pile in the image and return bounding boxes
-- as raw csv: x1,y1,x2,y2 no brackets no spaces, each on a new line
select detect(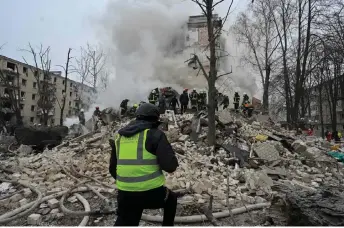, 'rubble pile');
1,110,344,226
